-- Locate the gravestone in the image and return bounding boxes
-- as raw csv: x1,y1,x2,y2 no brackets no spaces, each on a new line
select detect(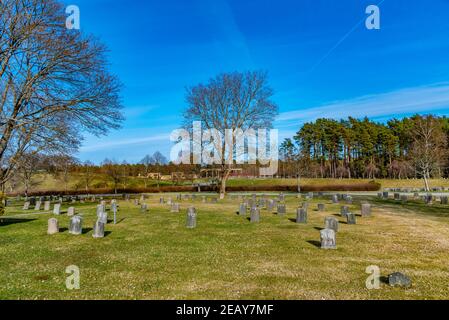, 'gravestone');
44,201,51,211
361,203,372,217
325,217,339,232
69,216,83,235
267,199,275,212
92,221,105,238
382,191,389,199
29,197,36,206
320,229,336,249
239,203,247,216
400,195,408,202
308,192,314,199
23,202,30,210
96,204,105,216
167,197,172,205
186,207,197,228
388,272,412,288
302,202,309,210
277,204,286,216
159,197,164,204
317,203,326,212
345,196,353,204
134,199,139,206
34,201,42,211
141,203,148,213
394,193,400,201
67,207,75,217
202,196,206,203
377,193,383,199
112,202,118,224
332,195,339,204
98,211,108,224
53,203,61,215
346,212,356,225
171,203,180,213
340,206,349,217
296,208,307,224
250,207,260,223
424,194,433,205
47,218,59,235
441,196,448,205
278,193,285,202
